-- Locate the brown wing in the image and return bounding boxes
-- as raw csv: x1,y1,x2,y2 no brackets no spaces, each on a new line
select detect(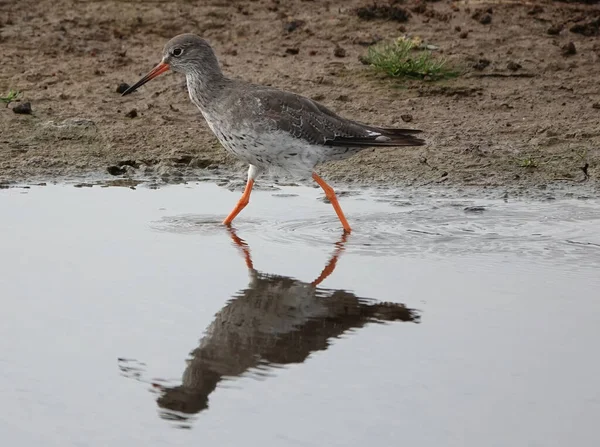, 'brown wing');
256,89,425,148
